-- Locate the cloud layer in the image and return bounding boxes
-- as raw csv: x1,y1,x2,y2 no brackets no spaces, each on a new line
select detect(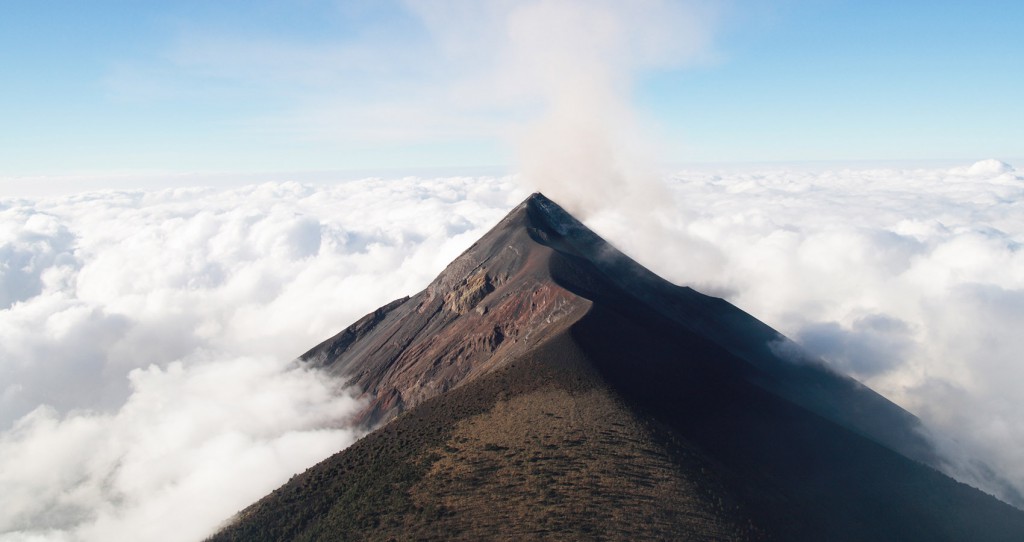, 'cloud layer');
0,176,524,540
2,161,1024,539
